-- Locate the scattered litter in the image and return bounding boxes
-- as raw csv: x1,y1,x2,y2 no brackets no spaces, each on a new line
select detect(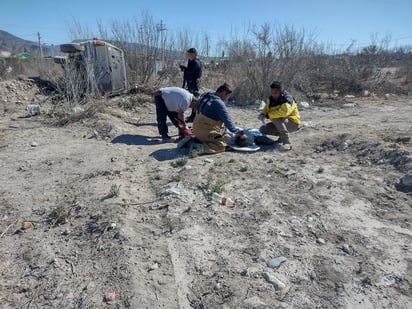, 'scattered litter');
211,192,237,207
61,228,70,236
104,291,116,302
149,204,169,210
21,221,34,230
26,104,40,116
148,262,159,272
146,137,162,142
165,183,182,195
284,169,298,178
342,103,356,108
113,230,126,240
341,244,351,254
